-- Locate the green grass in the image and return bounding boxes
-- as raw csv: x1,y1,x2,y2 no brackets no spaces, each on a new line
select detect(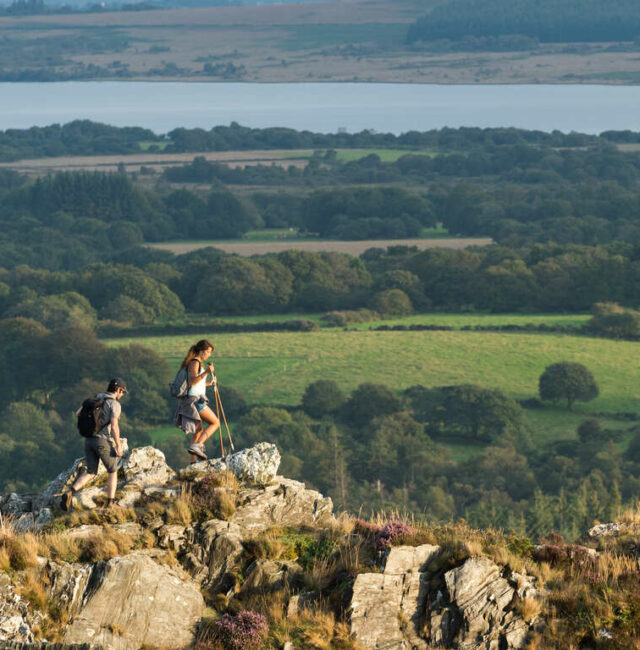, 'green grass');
109,327,640,454
332,148,436,163
138,141,169,151
352,313,590,330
